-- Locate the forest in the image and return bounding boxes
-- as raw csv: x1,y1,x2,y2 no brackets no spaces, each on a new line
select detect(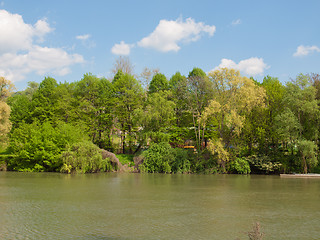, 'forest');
1,59,320,174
